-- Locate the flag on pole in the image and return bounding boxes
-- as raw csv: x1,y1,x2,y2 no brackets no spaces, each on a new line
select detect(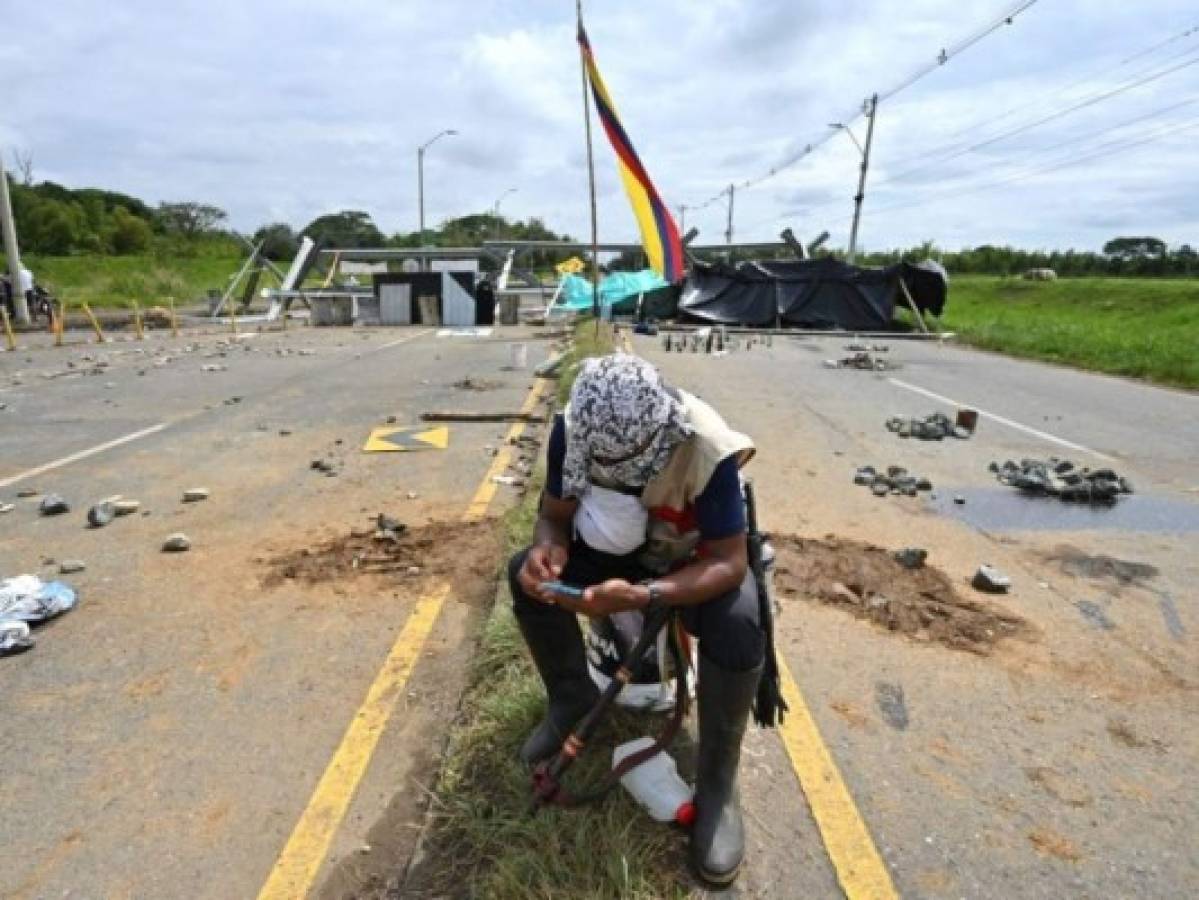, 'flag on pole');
577,24,685,283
